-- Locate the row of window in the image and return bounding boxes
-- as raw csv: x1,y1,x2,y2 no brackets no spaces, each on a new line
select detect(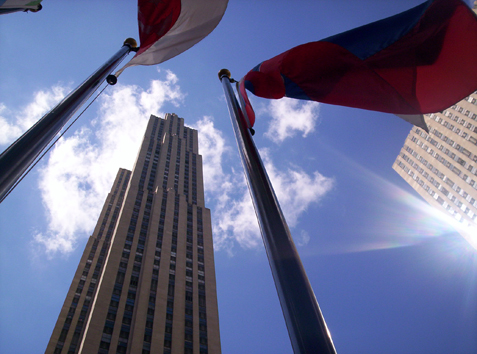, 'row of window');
398,147,477,223
450,98,477,119
428,112,477,150
464,94,477,106
397,157,477,224
403,142,477,203
413,129,477,185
